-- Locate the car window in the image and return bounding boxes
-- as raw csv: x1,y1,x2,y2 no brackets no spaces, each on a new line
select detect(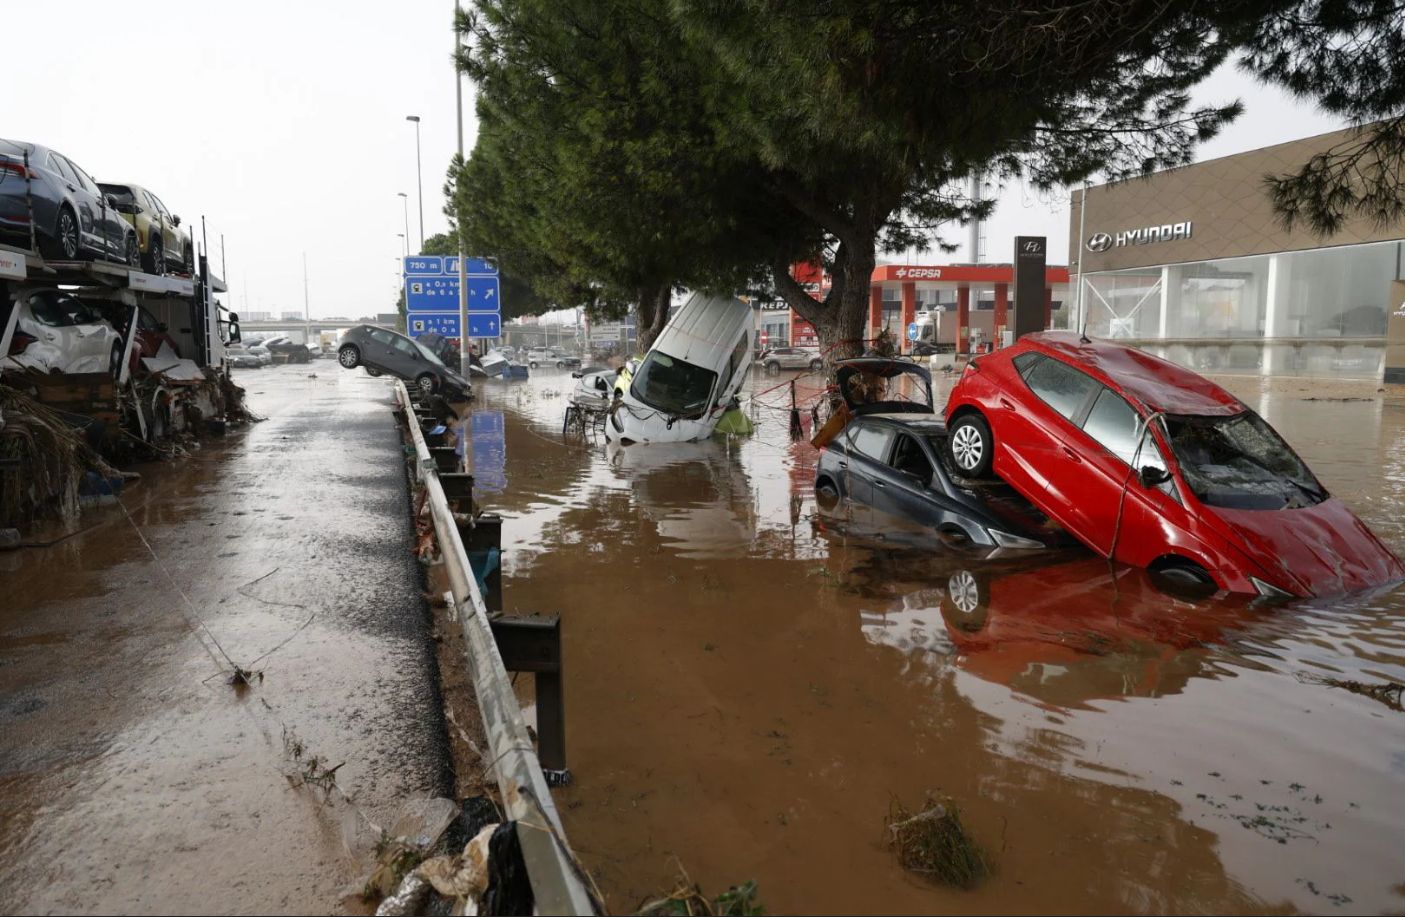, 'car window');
391,336,419,356
1081,387,1143,464
1021,355,1099,421
151,194,172,218
140,191,159,214
848,423,895,462
28,291,90,326
889,434,933,482
368,329,394,345
102,184,136,205
62,156,99,194
47,153,76,184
